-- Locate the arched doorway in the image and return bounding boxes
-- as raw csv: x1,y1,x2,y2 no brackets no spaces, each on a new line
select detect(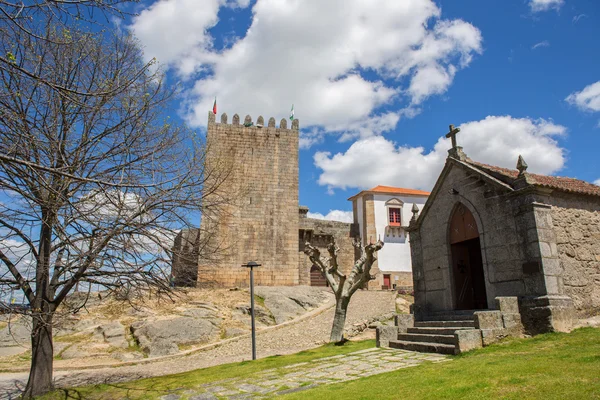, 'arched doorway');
449,203,487,310
310,265,328,287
